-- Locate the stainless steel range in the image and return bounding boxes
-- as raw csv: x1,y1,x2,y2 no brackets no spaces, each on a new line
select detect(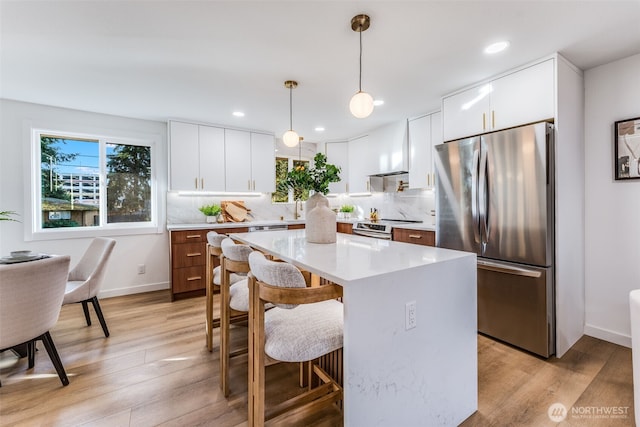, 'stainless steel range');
352,219,423,240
